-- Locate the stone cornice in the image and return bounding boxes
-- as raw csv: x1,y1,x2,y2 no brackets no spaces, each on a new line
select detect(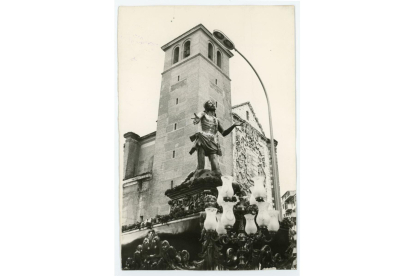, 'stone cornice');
123,180,139,188
123,132,140,141
123,131,156,143
161,53,231,81
123,172,152,186
139,131,156,141
160,24,234,58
